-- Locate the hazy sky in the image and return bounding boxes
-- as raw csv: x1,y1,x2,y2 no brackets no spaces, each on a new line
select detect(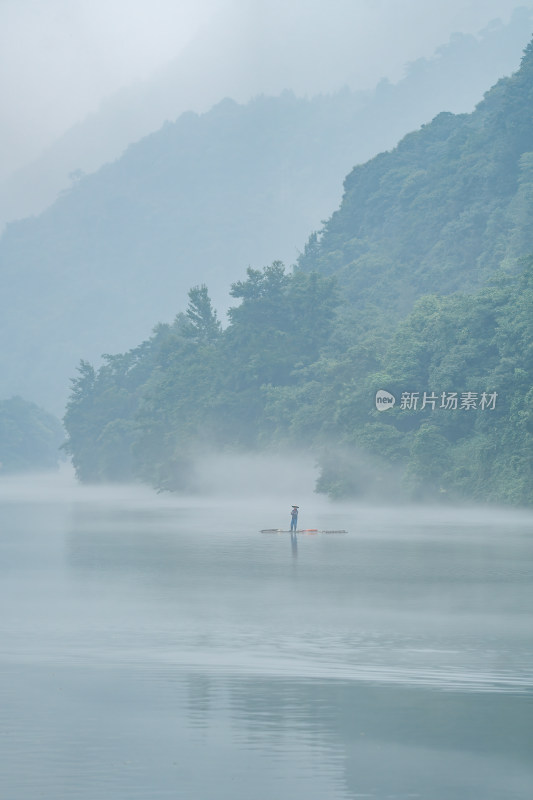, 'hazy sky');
1,0,531,173
0,0,221,159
